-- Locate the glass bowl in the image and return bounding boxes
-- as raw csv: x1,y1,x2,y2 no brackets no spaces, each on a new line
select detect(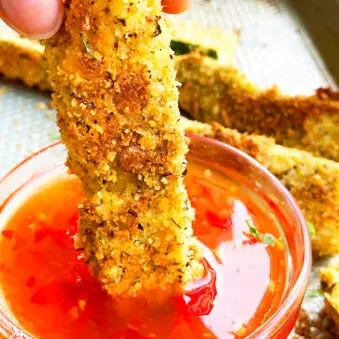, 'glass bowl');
0,135,312,339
